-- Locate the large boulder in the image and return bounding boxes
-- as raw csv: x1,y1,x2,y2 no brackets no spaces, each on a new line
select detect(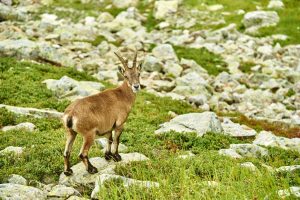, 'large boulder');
253,131,300,153
0,183,46,200
43,76,105,101
91,174,159,199
155,112,223,136
154,0,178,19
243,11,279,34
59,153,149,187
